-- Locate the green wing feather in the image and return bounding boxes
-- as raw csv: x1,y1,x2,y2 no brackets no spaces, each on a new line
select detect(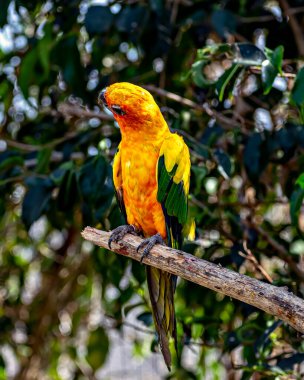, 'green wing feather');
146,133,191,370
157,134,190,249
